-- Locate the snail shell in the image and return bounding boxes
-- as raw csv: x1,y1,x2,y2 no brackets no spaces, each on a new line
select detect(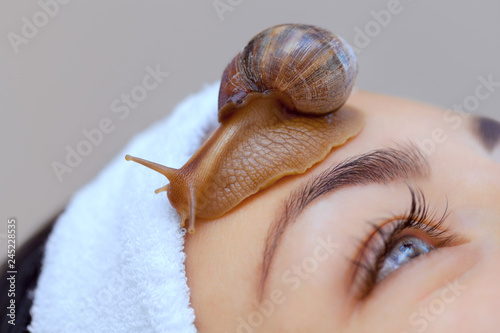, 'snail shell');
125,24,363,233
218,24,357,120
